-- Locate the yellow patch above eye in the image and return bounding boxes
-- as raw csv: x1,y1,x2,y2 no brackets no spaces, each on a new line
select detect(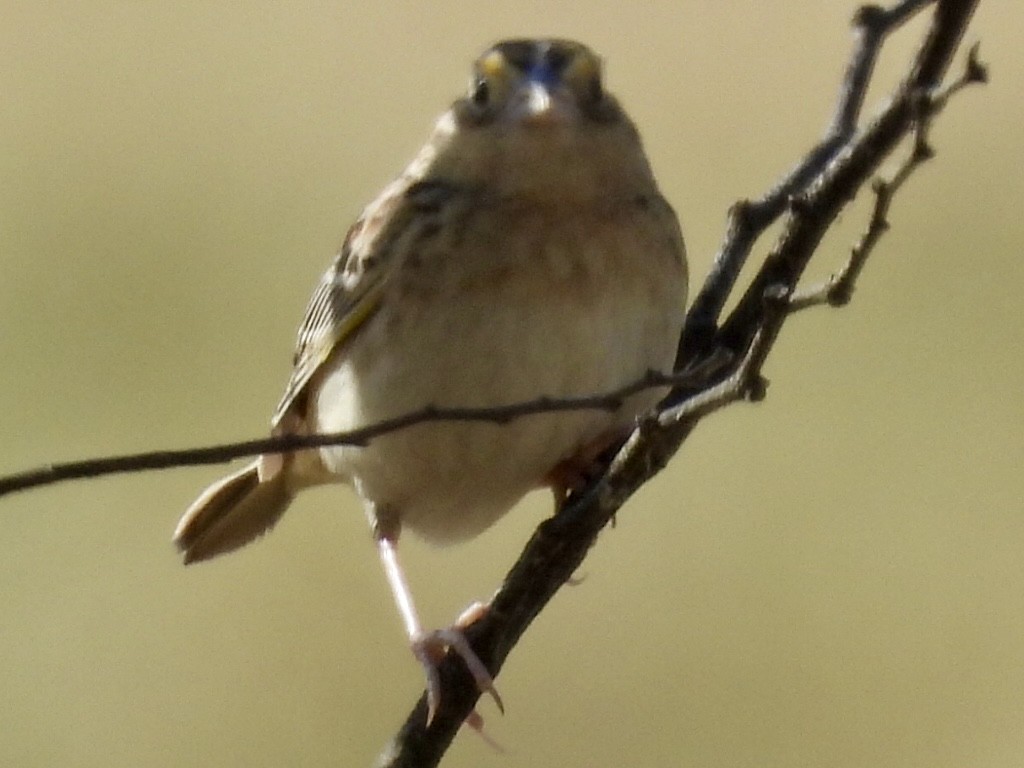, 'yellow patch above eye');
479,50,508,80
565,51,600,87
